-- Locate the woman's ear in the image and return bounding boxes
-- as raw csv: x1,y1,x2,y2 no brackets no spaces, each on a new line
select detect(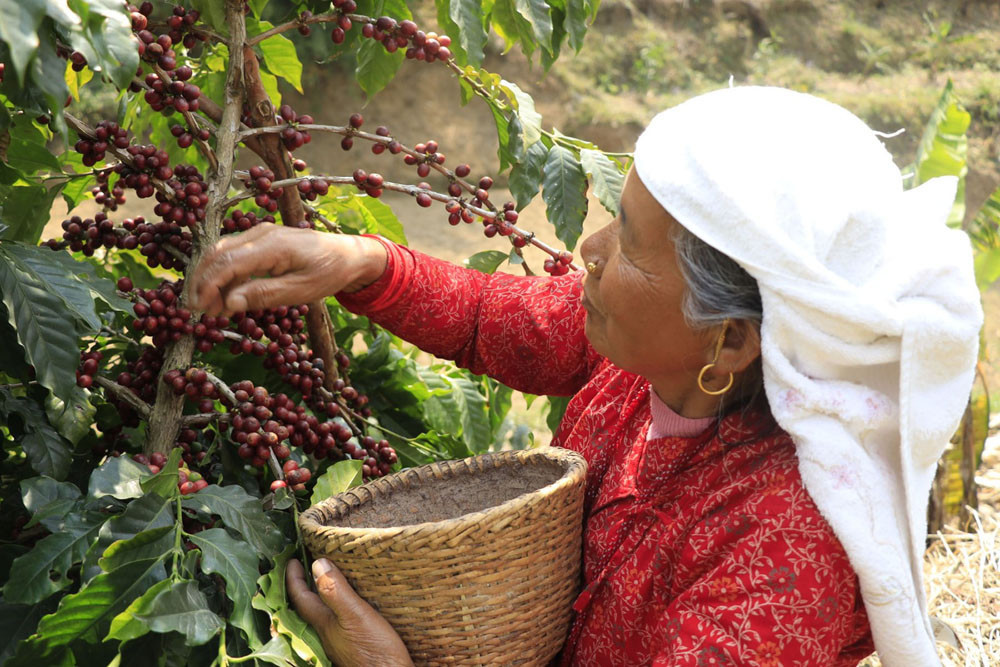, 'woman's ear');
716,320,761,375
